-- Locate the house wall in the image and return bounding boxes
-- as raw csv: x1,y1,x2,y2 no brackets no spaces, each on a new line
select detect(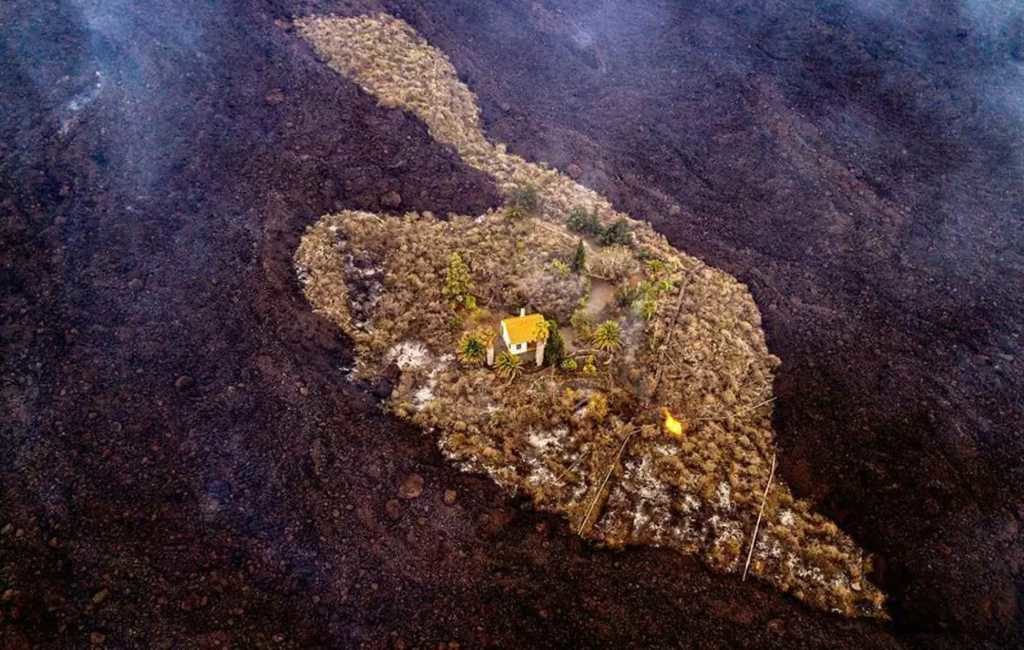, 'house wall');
501,321,531,355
